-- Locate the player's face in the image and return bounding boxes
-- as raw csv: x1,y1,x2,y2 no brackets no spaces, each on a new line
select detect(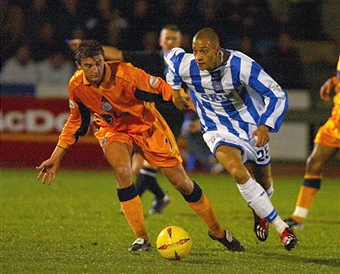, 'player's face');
192,38,220,70
159,29,182,53
76,55,105,87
